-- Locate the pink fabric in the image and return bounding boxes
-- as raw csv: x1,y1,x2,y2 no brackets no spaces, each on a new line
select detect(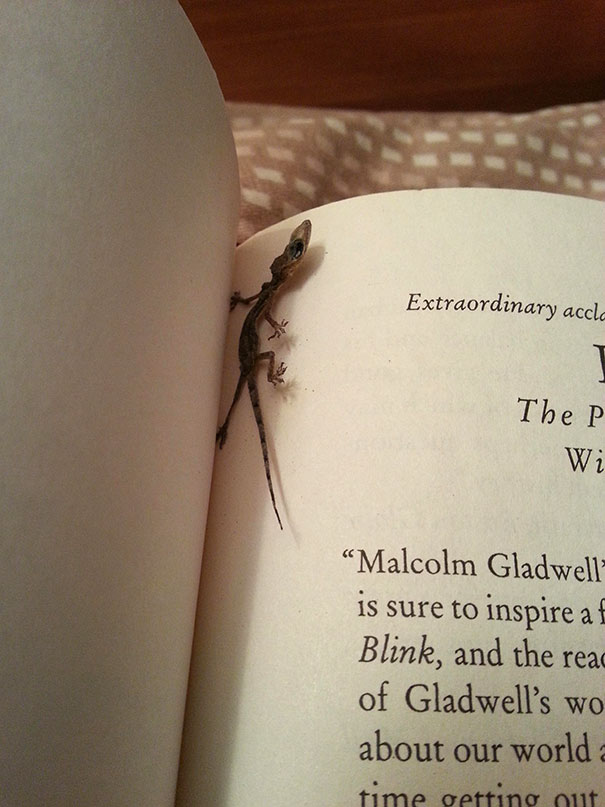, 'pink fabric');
228,101,605,244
